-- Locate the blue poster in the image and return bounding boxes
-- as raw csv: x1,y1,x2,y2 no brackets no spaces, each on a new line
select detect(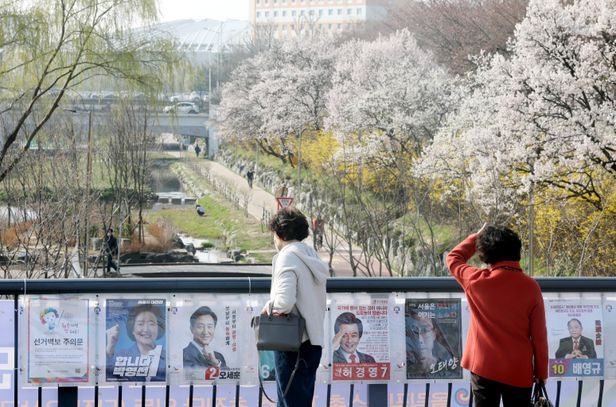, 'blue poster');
105,298,167,382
